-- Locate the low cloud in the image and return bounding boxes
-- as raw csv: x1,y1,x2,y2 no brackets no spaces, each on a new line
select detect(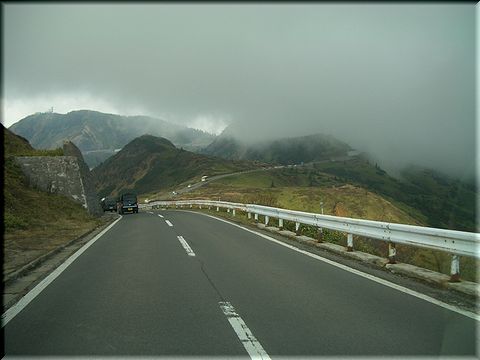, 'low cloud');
3,3,475,178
